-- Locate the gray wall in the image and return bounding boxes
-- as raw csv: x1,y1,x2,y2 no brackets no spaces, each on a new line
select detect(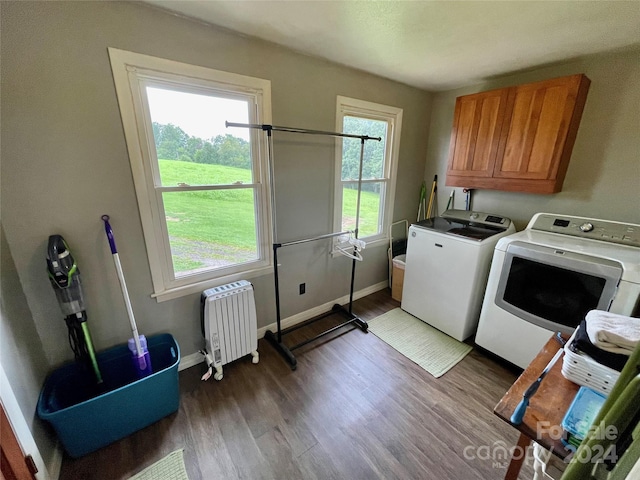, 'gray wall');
424,48,640,229
0,225,56,470
1,1,431,371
